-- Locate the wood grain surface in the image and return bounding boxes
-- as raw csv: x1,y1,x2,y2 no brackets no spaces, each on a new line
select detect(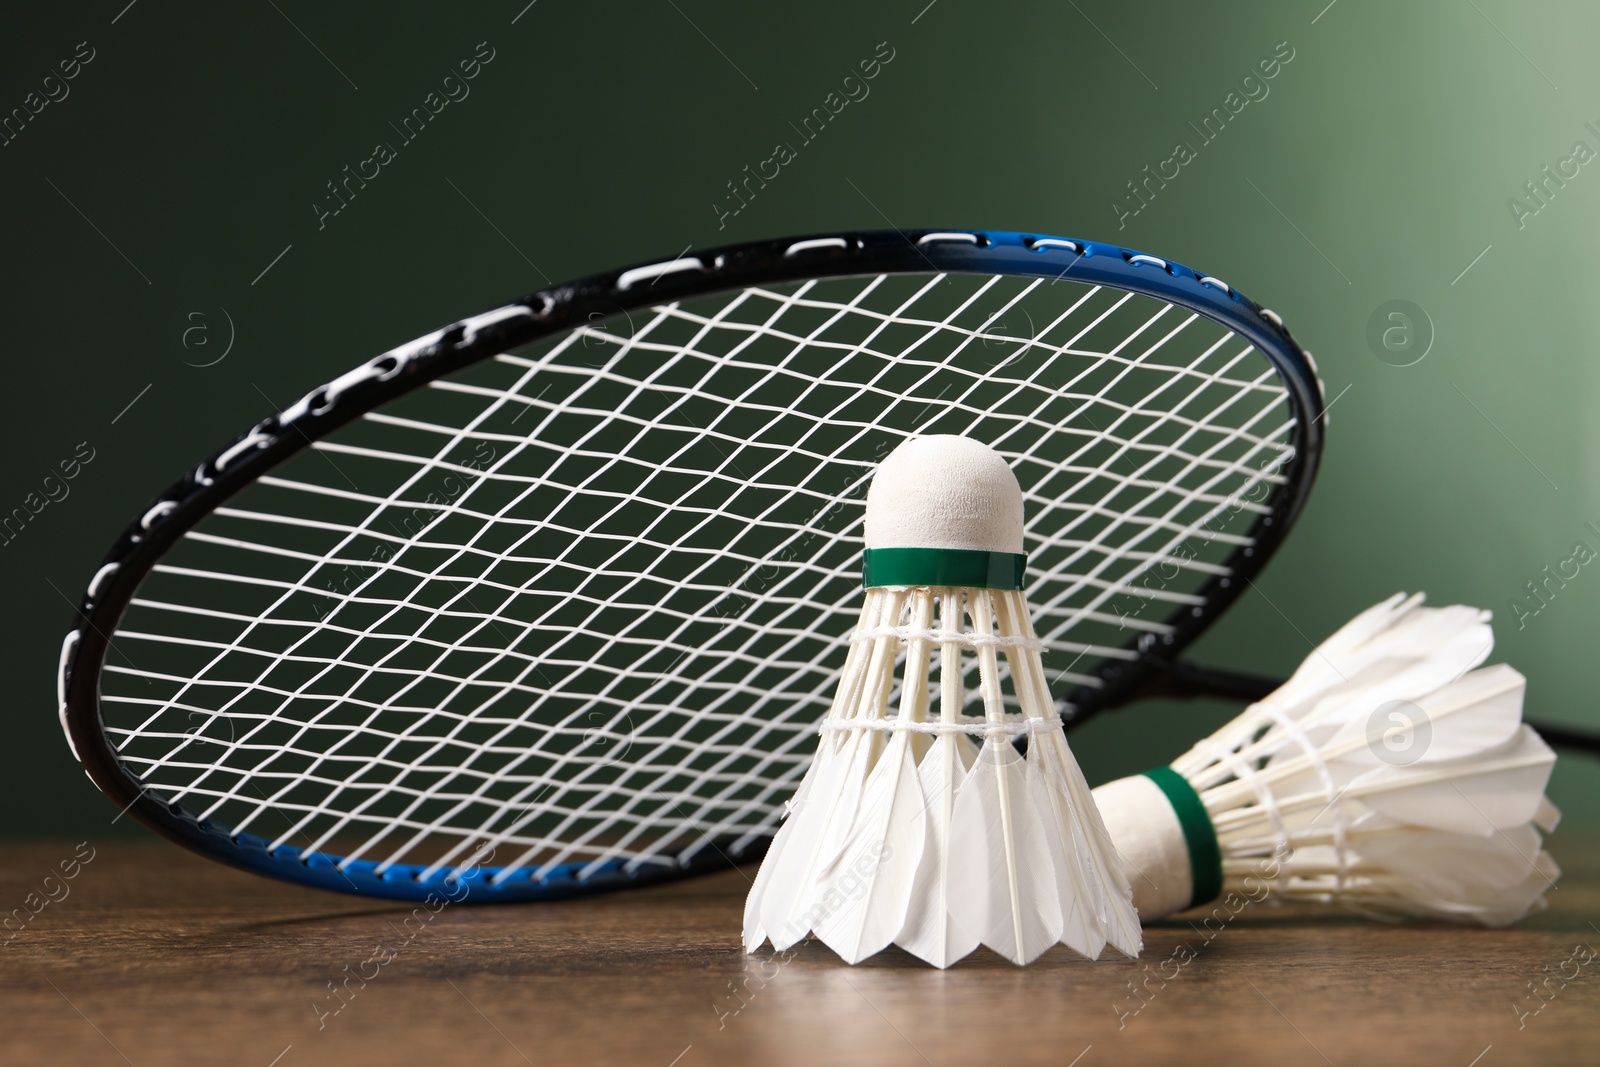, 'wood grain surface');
1,829,1596,1067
